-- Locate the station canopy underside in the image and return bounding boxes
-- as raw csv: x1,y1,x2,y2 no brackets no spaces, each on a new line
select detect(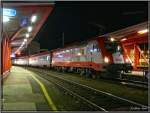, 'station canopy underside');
2,2,54,54
102,21,148,41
